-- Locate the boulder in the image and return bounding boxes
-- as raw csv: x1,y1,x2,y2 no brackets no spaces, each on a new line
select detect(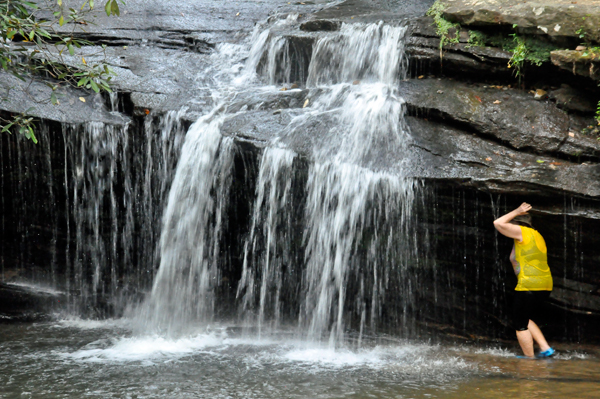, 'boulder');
300,19,341,32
